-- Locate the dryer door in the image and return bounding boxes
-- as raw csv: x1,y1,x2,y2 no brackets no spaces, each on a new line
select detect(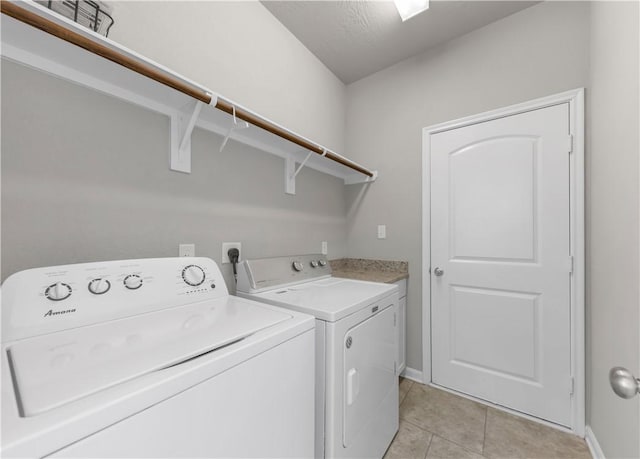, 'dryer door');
343,304,396,447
